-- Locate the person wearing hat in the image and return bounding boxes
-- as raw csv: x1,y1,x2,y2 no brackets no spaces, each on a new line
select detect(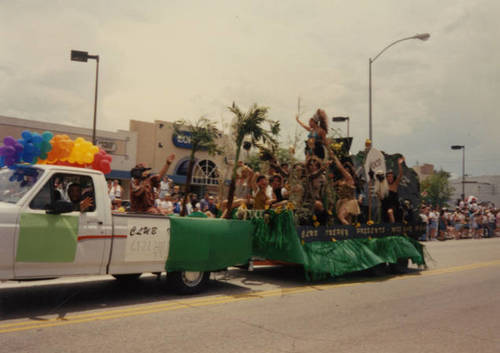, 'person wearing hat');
365,139,372,152
129,154,175,214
